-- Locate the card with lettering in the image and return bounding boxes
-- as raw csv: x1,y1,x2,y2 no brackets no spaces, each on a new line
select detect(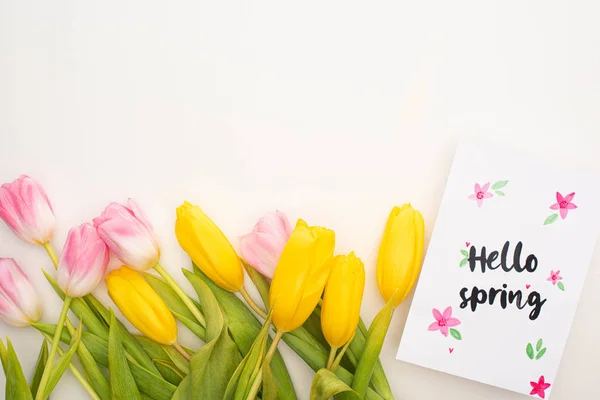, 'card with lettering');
396,141,600,398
